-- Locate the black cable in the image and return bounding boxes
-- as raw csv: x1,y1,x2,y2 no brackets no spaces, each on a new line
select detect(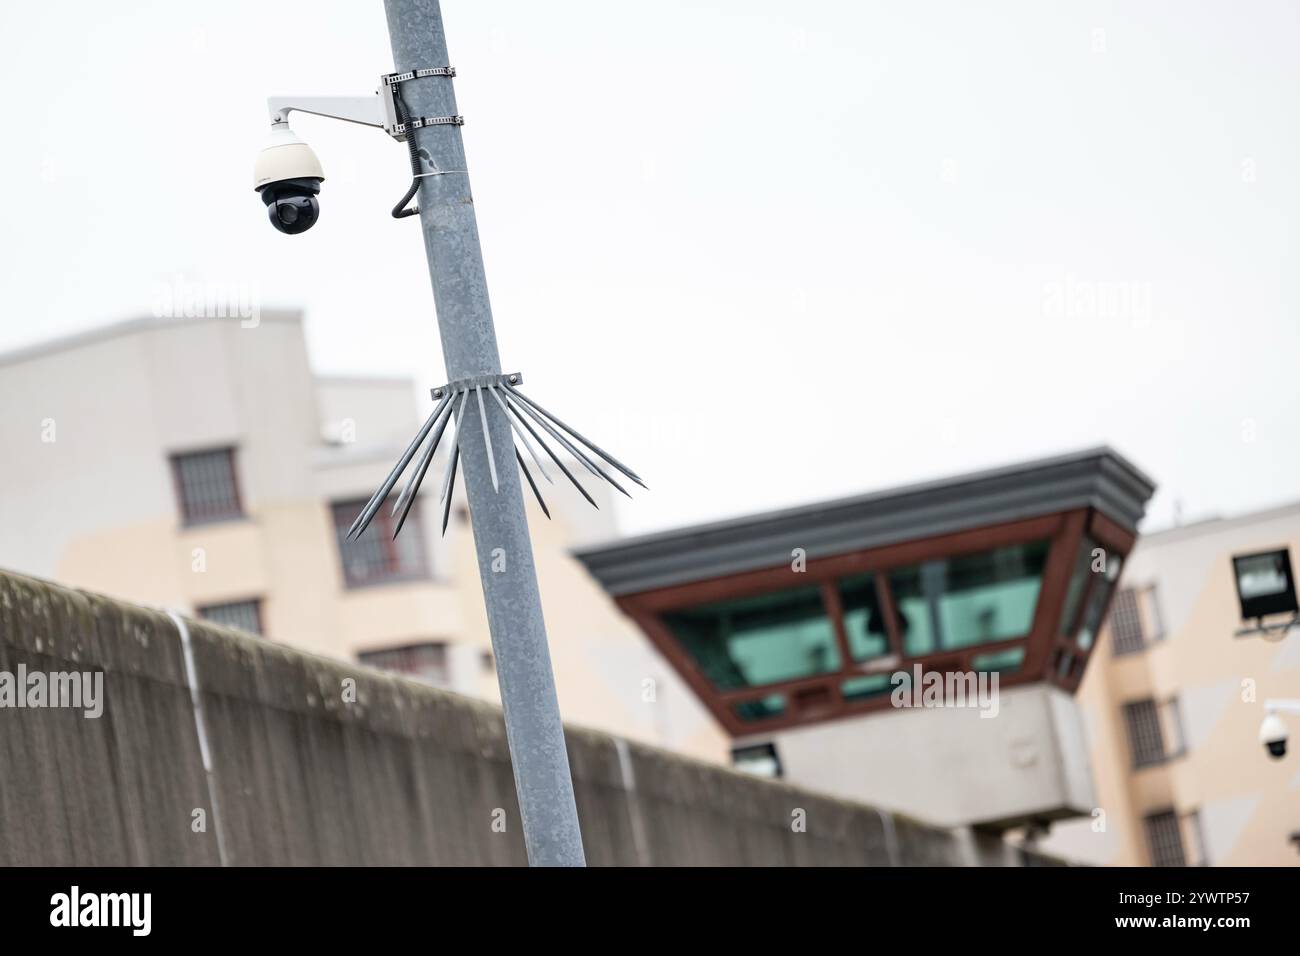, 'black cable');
391,85,422,219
